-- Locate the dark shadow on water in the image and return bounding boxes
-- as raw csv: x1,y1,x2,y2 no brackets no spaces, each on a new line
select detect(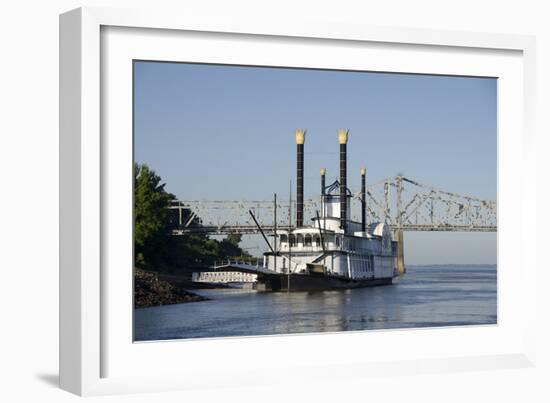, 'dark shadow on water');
35,373,59,388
